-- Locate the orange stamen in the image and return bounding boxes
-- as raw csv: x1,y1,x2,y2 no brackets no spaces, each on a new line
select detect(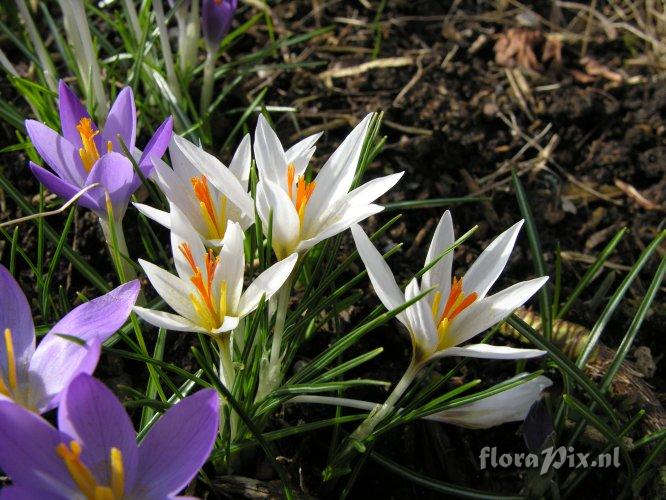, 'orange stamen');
442,277,463,319
56,441,125,499
76,118,103,172
435,277,478,347
286,164,316,222
179,243,220,325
